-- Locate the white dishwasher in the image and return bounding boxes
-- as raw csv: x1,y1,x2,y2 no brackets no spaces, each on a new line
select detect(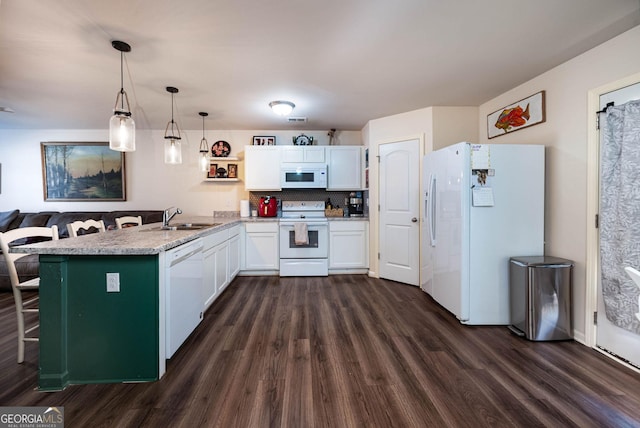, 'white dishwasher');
165,238,204,358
